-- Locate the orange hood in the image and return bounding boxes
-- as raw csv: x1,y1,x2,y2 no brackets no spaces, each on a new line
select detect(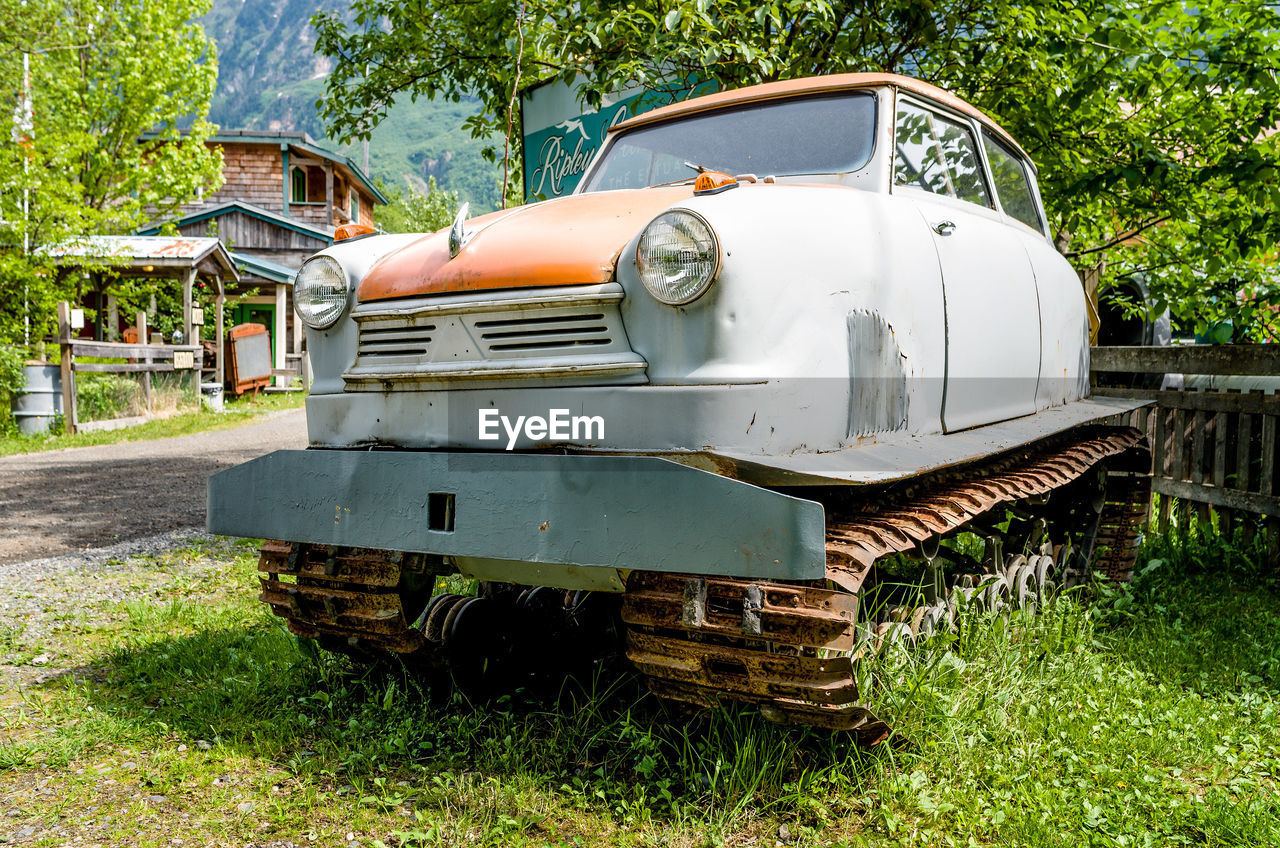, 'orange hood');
358,186,695,301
